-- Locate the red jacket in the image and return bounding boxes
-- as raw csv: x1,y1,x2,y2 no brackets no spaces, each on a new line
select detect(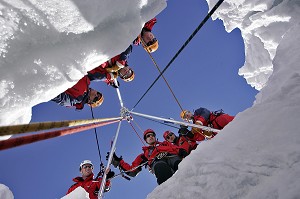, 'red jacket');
194,113,234,130
173,133,205,153
133,18,157,45
119,141,180,174
51,76,90,110
87,66,115,84
143,18,157,31
98,45,132,71
66,174,110,199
